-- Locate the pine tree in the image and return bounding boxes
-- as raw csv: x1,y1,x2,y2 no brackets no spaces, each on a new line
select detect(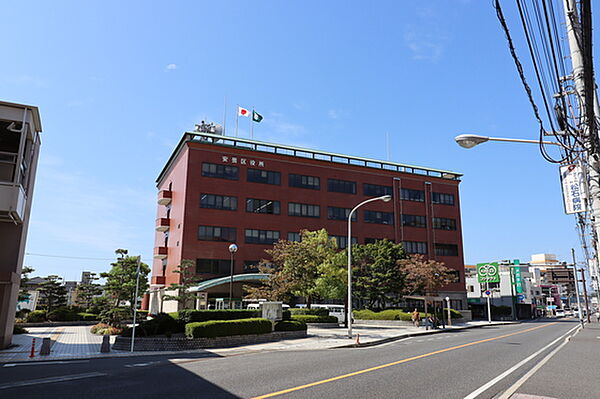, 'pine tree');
162,259,199,309
38,275,67,313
